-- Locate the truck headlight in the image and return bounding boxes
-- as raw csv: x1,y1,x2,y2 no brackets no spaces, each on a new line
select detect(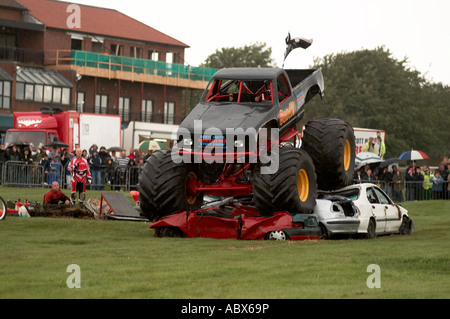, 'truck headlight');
183,138,193,146
235,140,244,148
